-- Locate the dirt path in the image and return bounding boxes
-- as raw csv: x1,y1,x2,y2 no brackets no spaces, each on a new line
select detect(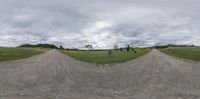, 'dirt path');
0,49,200,99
